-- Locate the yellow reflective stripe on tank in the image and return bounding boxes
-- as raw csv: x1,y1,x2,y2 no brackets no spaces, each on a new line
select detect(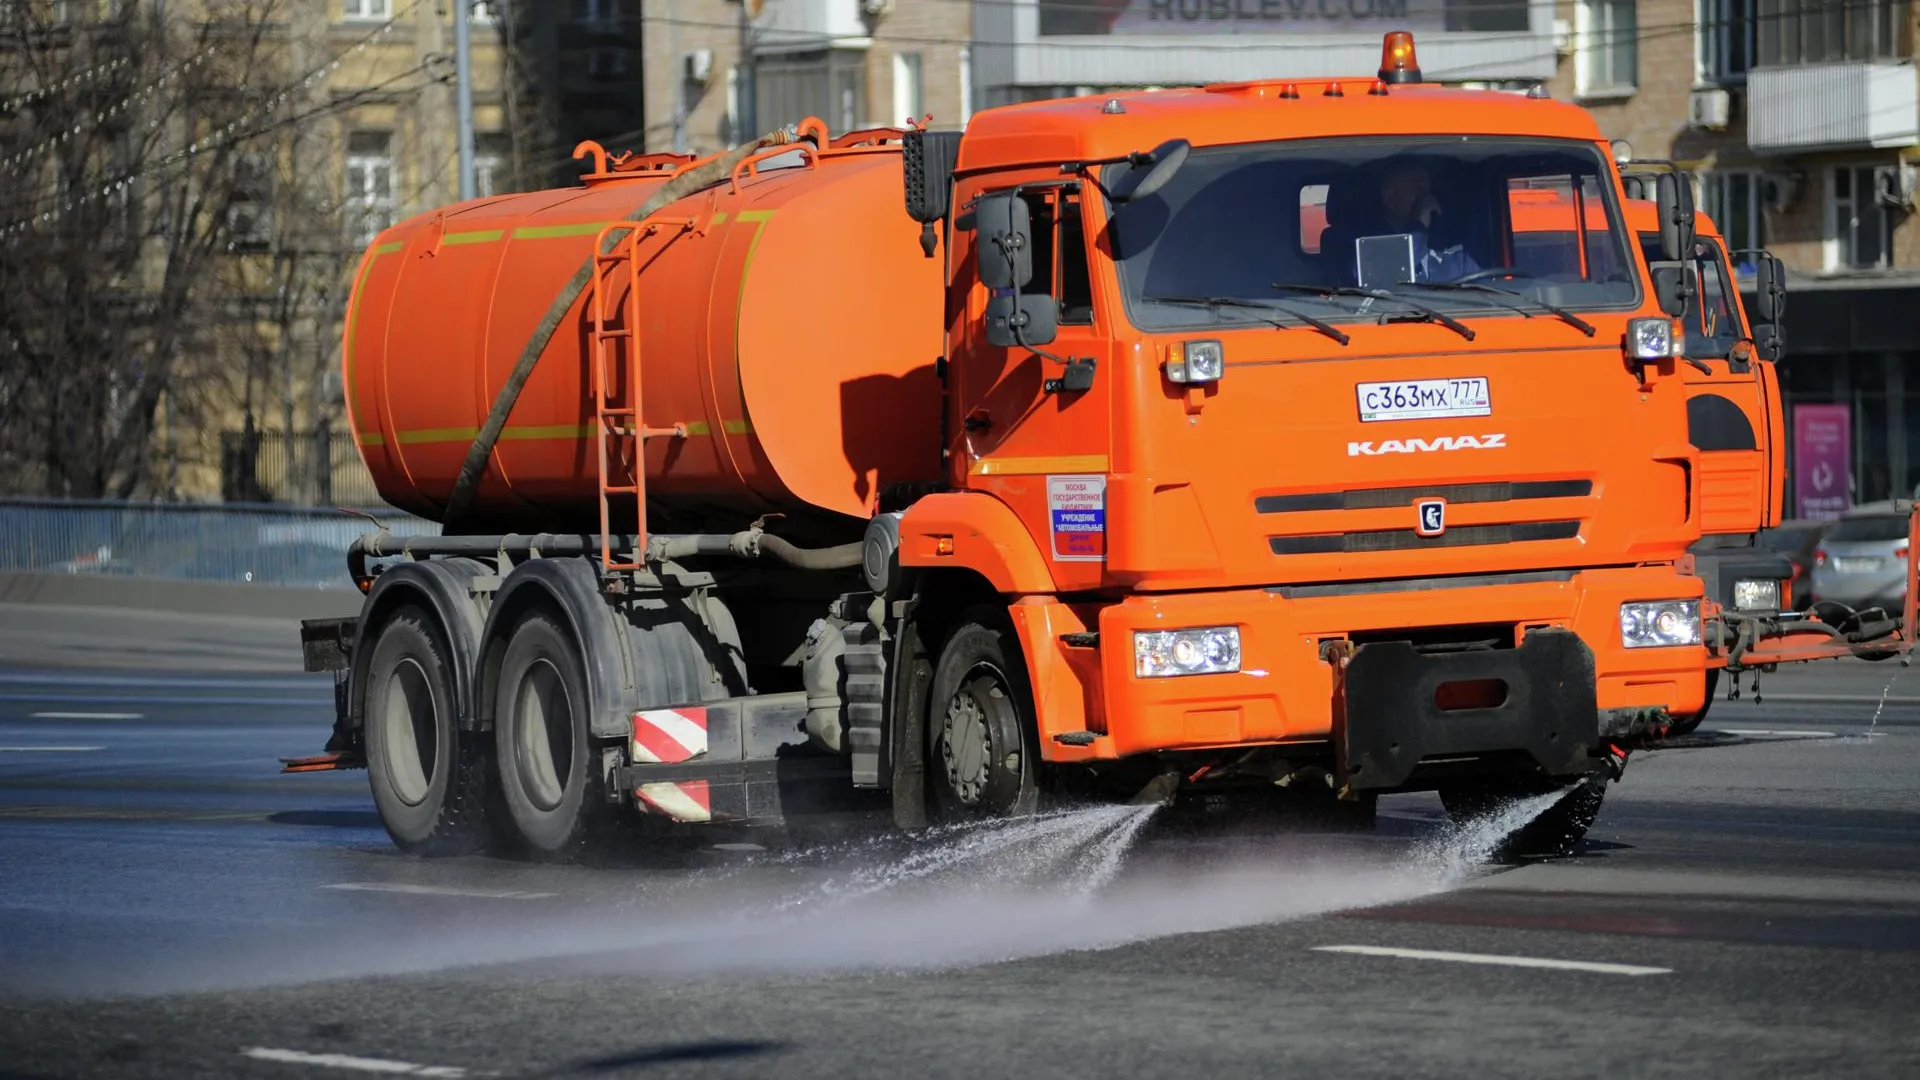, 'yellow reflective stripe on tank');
378,421,756,445
342,240,406,442
441,229,505,246
970,454,1110,477
356,432,386,447
512,221,614,240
